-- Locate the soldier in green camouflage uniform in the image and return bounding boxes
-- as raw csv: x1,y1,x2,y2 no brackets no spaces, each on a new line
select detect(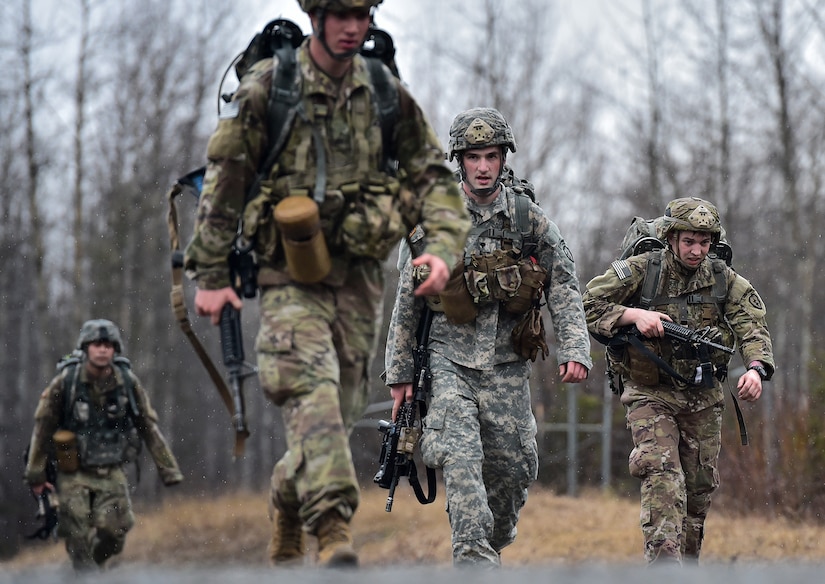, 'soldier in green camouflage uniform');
23,319,183,572
183,0,469,568
385,108,592,567
582,197,774,565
